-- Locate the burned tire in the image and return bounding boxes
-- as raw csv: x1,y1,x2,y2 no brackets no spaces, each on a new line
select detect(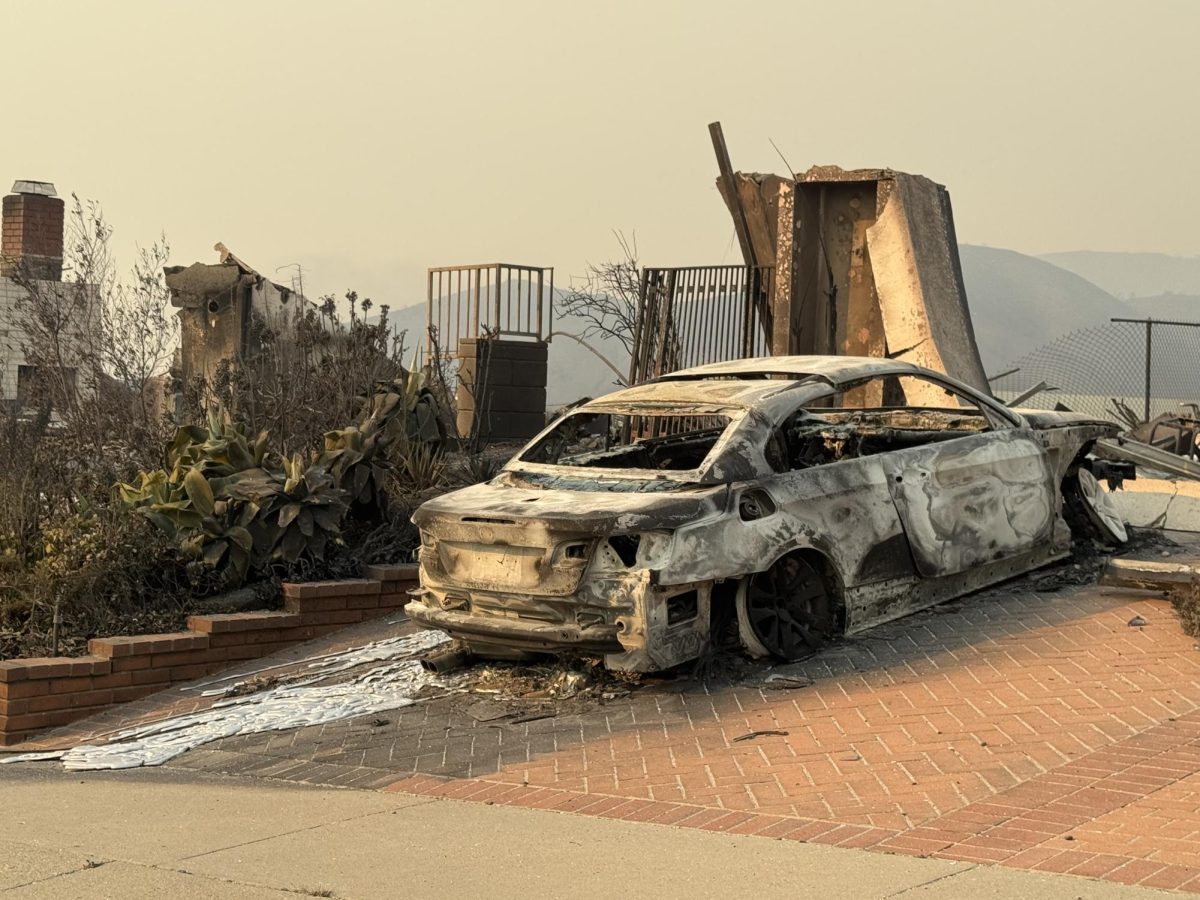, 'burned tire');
1065,467,1128,546
736,553,838,661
